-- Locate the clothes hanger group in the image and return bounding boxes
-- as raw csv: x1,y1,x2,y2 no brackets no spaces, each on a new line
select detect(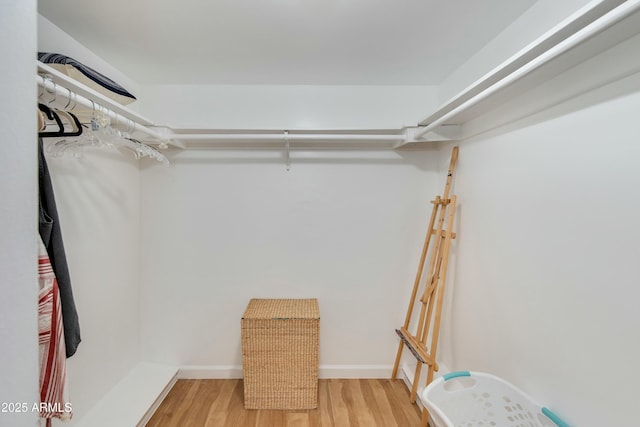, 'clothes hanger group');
38,103,83,137
38,79,84,138
37,75,170,165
